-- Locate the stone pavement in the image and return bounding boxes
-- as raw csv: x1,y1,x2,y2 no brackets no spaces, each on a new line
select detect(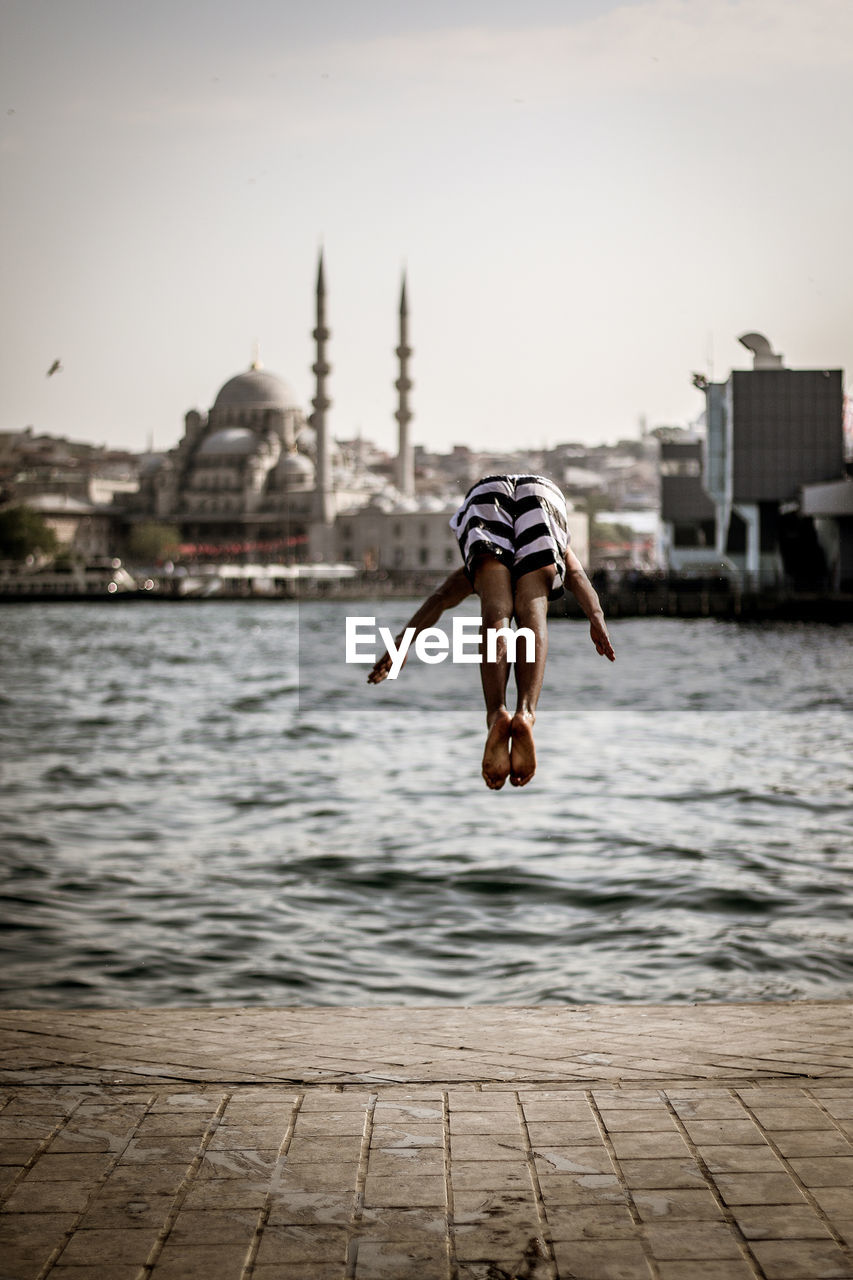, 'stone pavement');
0,1003,851,1279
